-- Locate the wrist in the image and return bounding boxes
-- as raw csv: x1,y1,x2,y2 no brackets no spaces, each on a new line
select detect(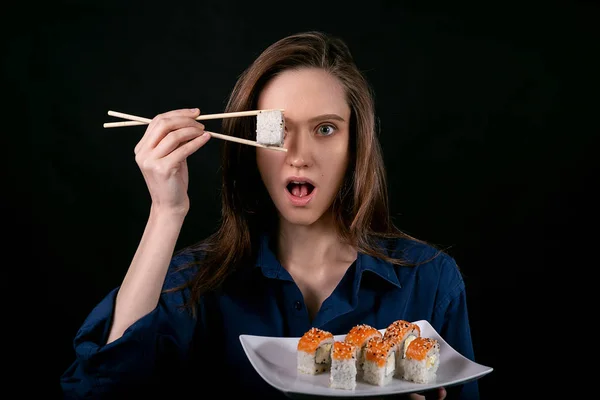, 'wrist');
149,204,188,224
